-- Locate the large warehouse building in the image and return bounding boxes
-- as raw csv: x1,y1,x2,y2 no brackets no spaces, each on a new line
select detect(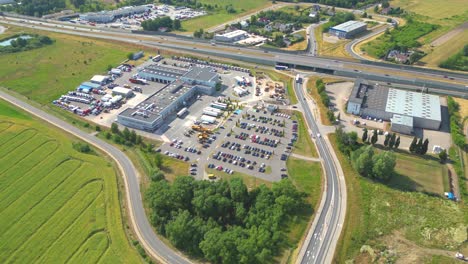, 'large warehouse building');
329,20,367,38
347,79,442,134
118,66,220,131
214,30,248,42
79,5,150,23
